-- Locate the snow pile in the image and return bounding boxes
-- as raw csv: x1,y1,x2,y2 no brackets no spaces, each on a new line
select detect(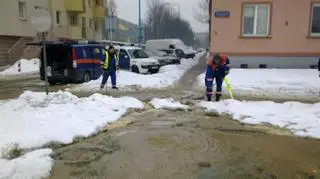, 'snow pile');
0,149,53,179
198,100,320,138
0,91,144,153
0,91,144,178
197,69,320,97
151,98,188,110
74,52,205,91
0,58,39,76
